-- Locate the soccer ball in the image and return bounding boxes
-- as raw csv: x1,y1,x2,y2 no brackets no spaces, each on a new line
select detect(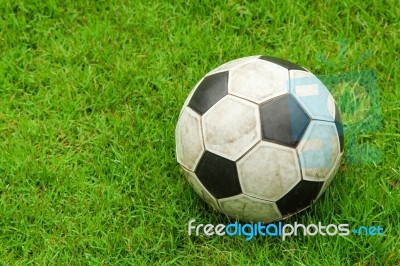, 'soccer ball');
176,55,344,223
